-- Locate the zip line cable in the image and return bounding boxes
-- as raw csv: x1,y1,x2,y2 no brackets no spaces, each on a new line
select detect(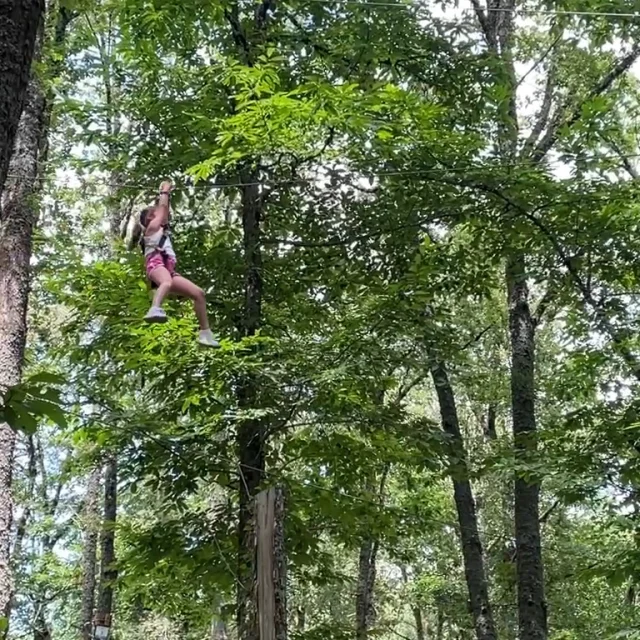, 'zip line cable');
298,0,640,19
8,151,640,191
3,7,635,190
4,4,637,191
